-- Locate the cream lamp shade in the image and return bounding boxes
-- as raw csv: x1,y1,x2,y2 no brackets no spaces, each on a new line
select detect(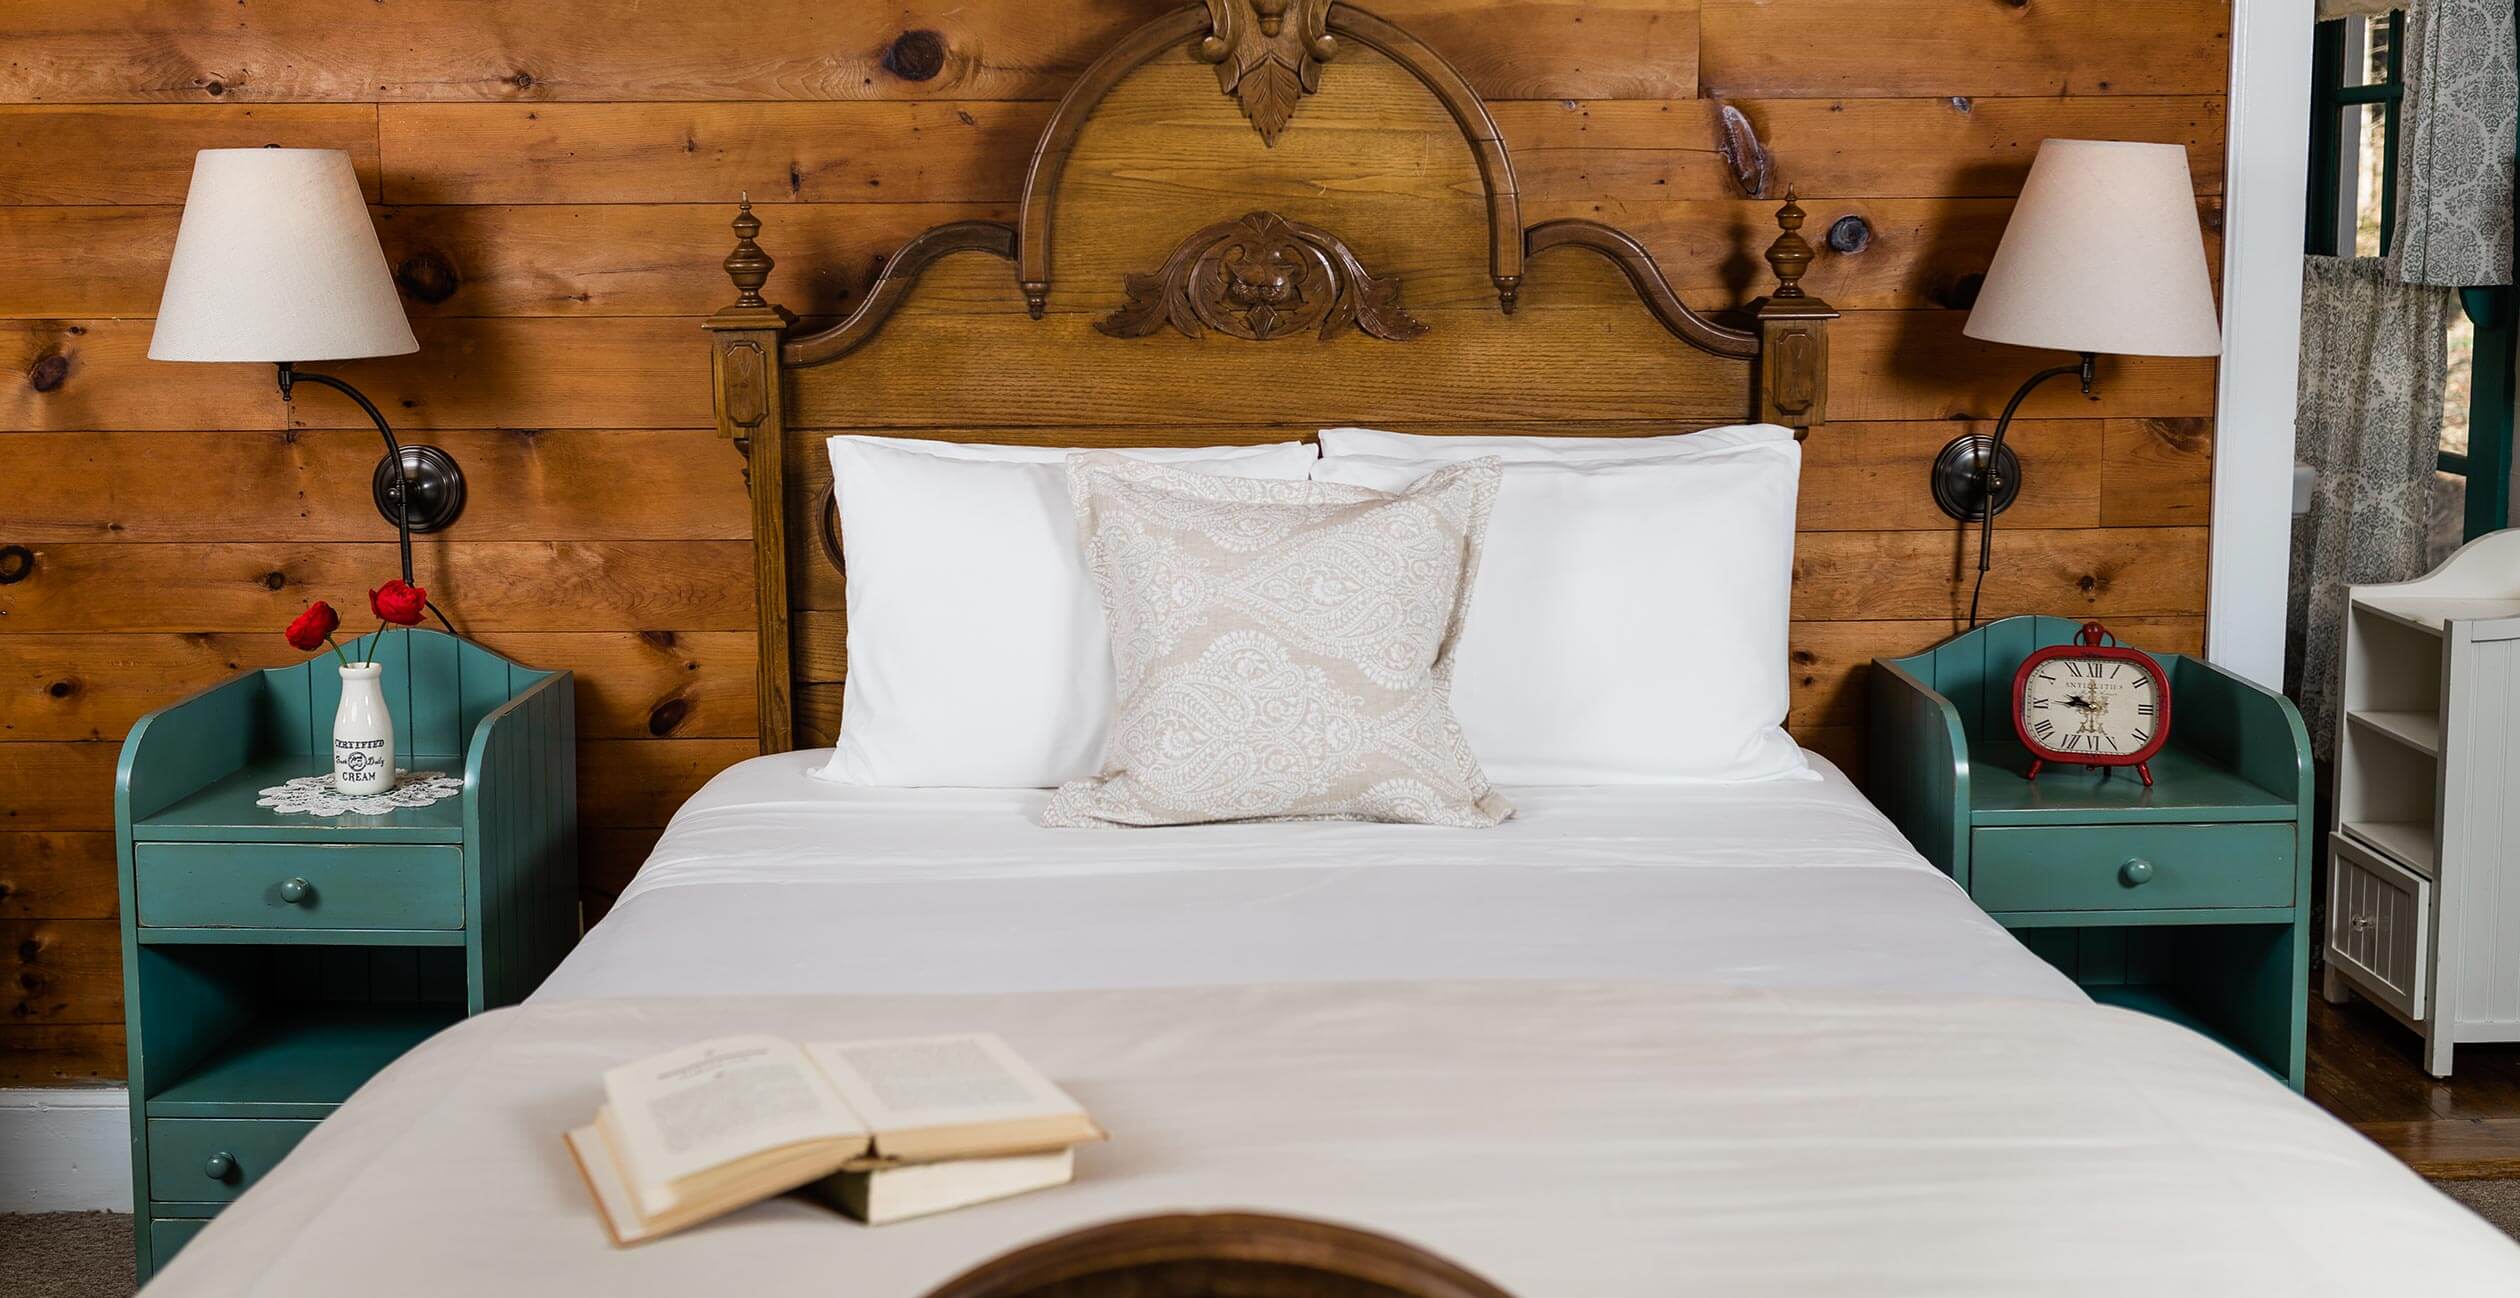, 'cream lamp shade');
149,148,418,363
1964,139,2223,358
